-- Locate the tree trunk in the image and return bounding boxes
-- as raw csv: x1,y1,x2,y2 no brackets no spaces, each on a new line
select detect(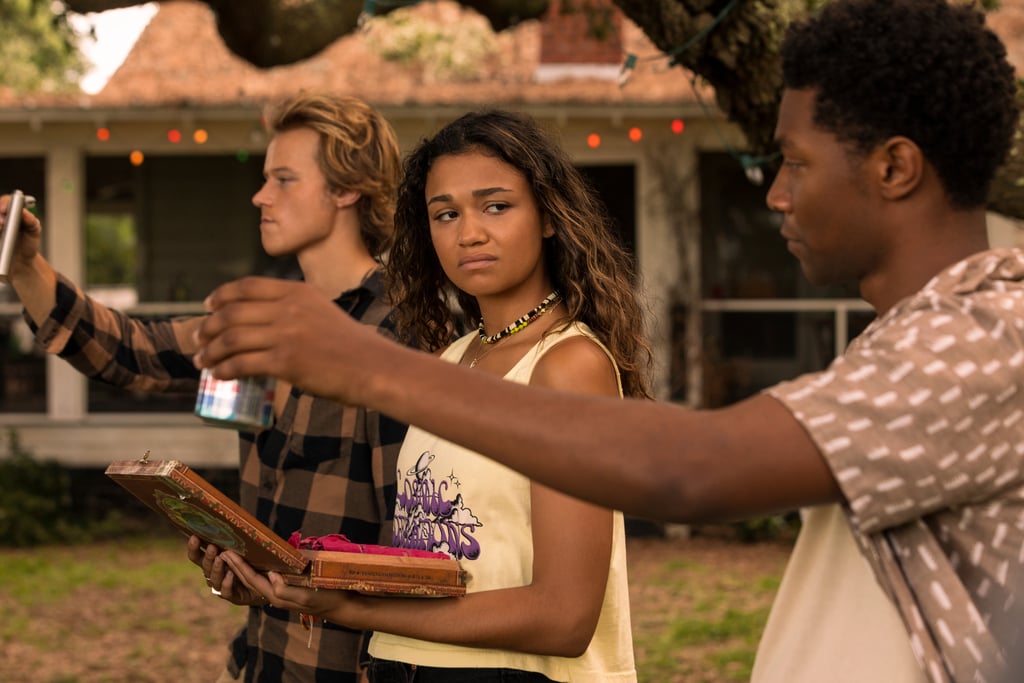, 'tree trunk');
612,0,1024,219
611,0,790,155
987,123,1024,220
